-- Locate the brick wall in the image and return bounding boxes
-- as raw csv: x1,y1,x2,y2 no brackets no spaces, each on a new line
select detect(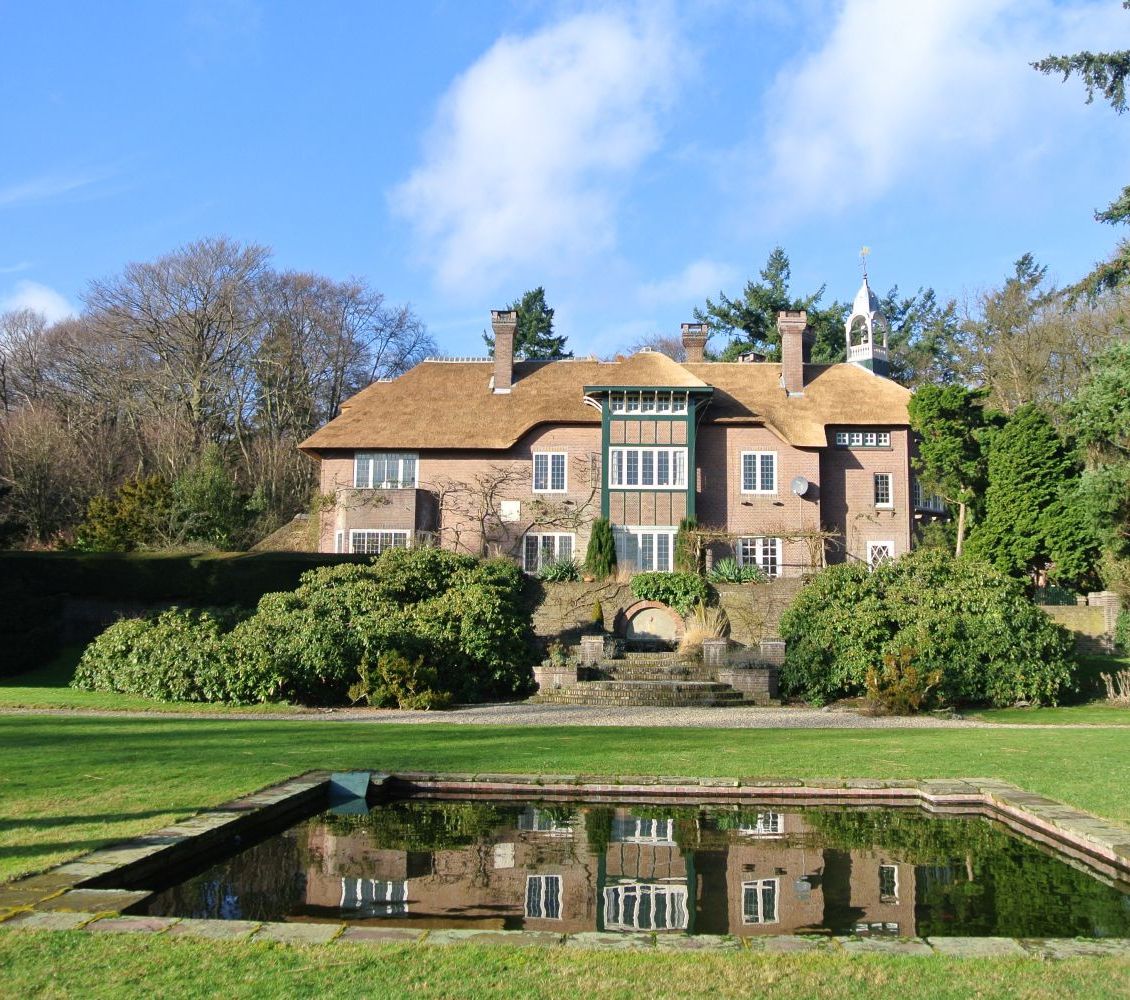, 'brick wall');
1040,602,1117,655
